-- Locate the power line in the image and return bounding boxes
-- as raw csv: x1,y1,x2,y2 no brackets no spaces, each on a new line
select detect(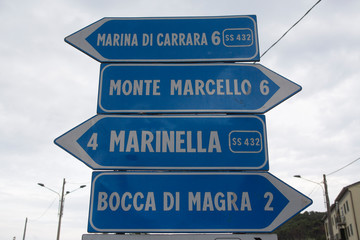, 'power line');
327,157,360,176
30,197,57,222
260,0,323,58
66,181,90,185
